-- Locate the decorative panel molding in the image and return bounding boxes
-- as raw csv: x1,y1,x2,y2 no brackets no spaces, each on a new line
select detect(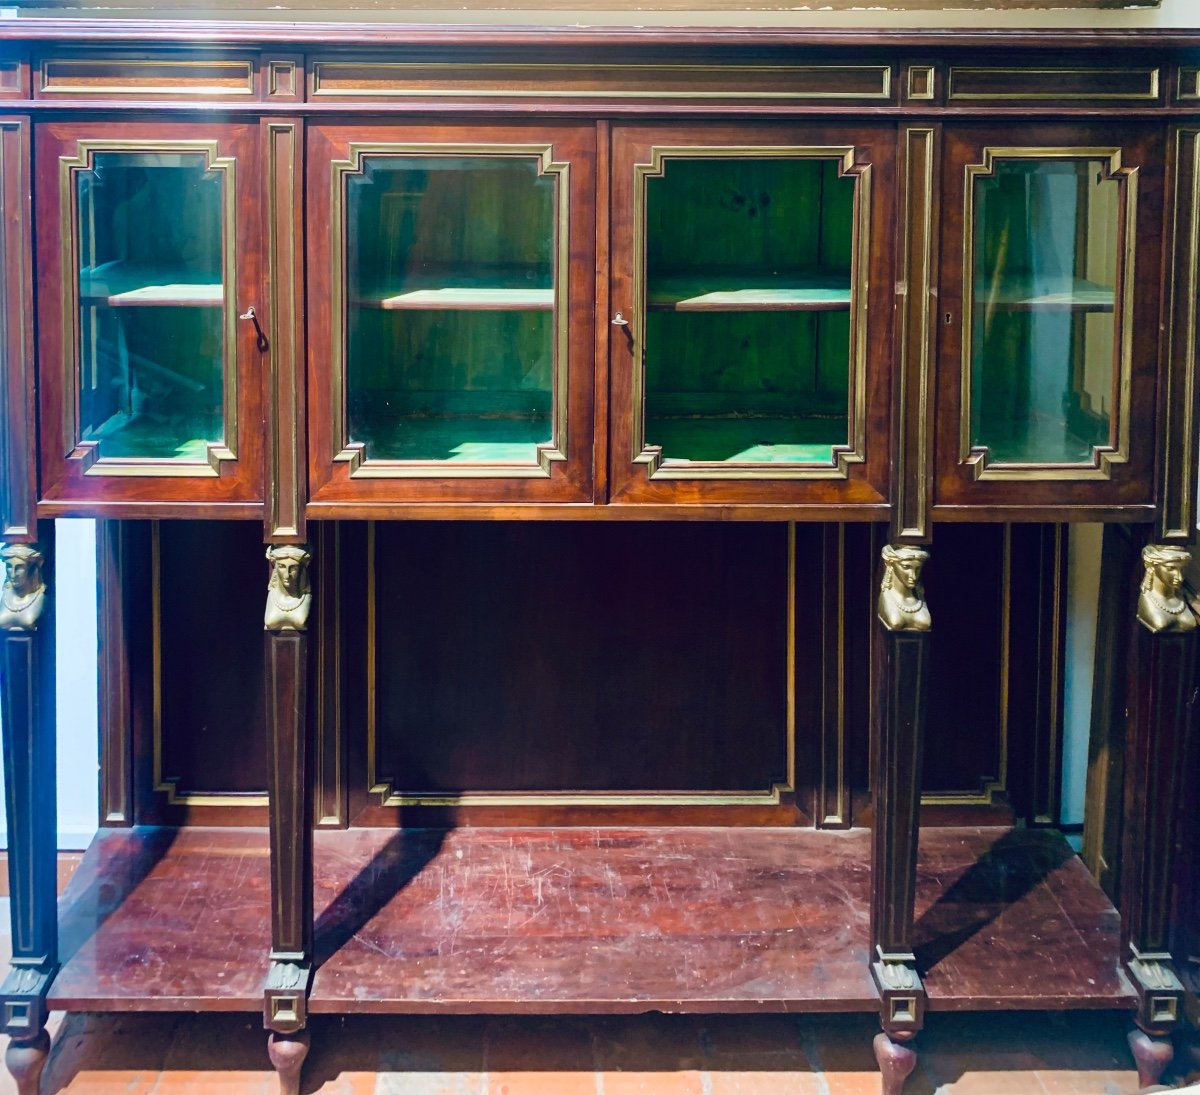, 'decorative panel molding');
36,55,256,98
948,66,1161,102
